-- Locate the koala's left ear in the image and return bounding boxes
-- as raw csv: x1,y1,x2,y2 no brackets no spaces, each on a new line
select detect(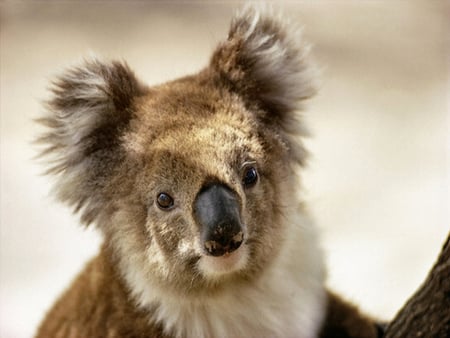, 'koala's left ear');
37,58,147,225
210,5,317,121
